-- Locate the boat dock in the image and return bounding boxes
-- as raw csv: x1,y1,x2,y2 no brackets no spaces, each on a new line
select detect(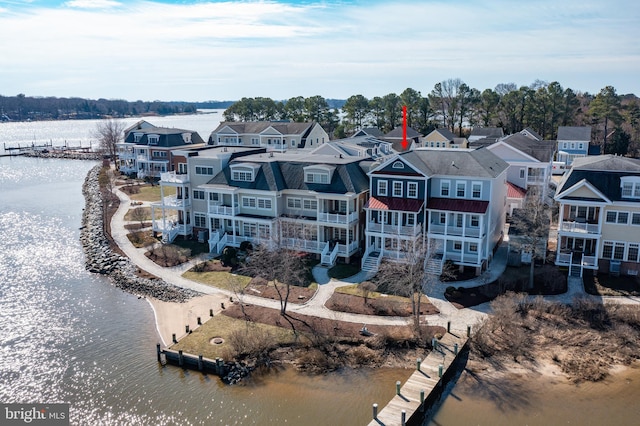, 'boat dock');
2,141,100,159
368,331,469,426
